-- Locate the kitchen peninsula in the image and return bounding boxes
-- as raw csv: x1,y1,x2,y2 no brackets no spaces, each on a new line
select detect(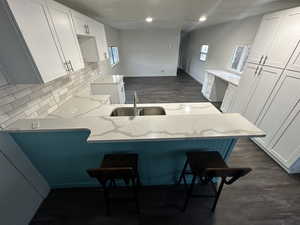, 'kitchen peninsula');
4,95,265,188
